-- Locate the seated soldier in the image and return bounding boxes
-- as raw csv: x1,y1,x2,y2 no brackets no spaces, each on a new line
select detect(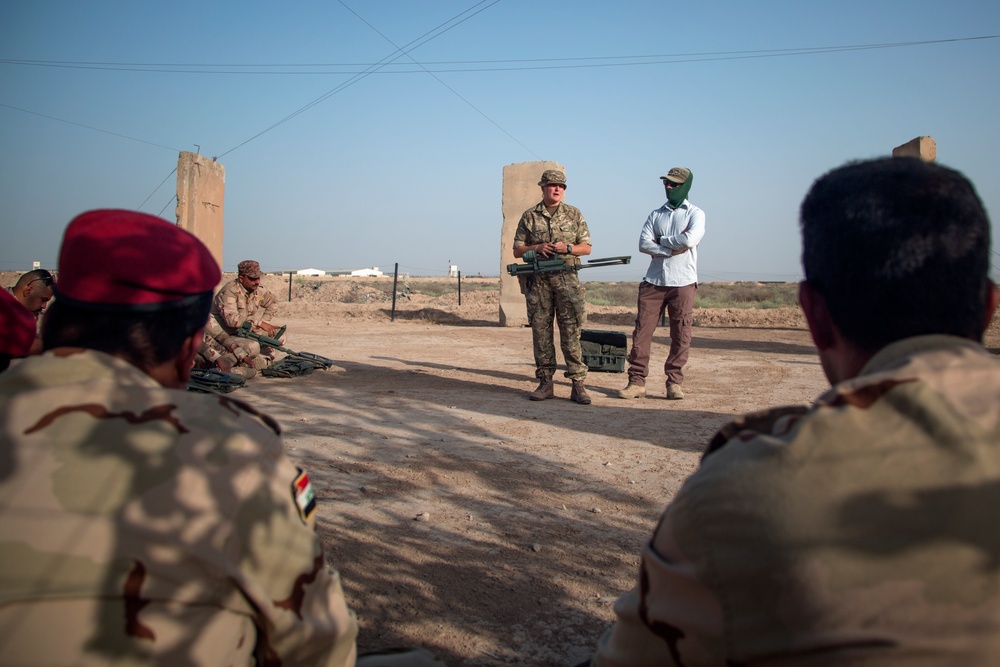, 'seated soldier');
212,260,285,357
5,268,55,354
0,209,441,667
583,157,1000,666
195,315,269,377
